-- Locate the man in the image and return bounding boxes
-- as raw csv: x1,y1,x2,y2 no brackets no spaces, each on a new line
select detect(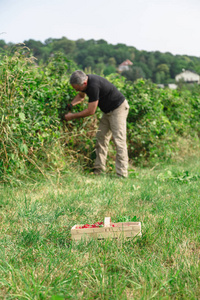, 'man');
65,70,129,177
